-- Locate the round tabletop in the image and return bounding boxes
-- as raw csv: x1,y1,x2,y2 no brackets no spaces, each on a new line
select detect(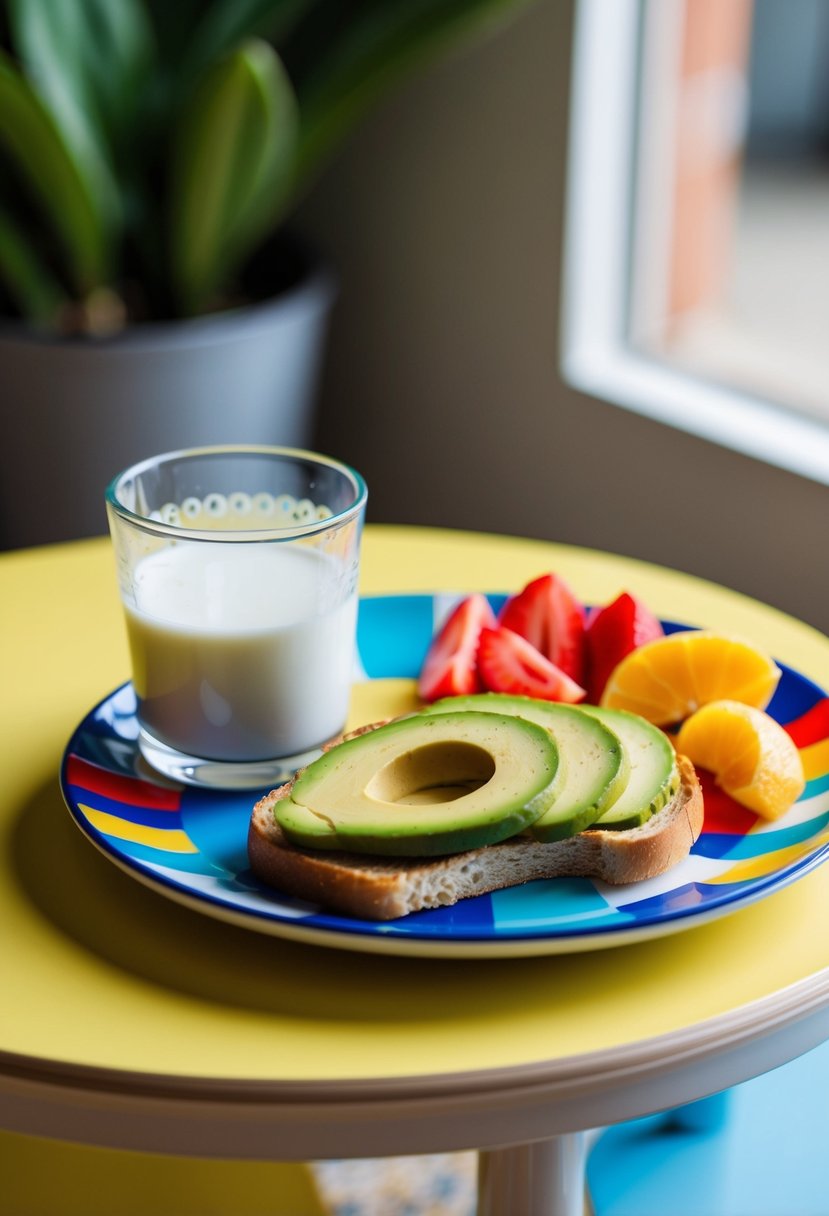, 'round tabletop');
3,525,829,1160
